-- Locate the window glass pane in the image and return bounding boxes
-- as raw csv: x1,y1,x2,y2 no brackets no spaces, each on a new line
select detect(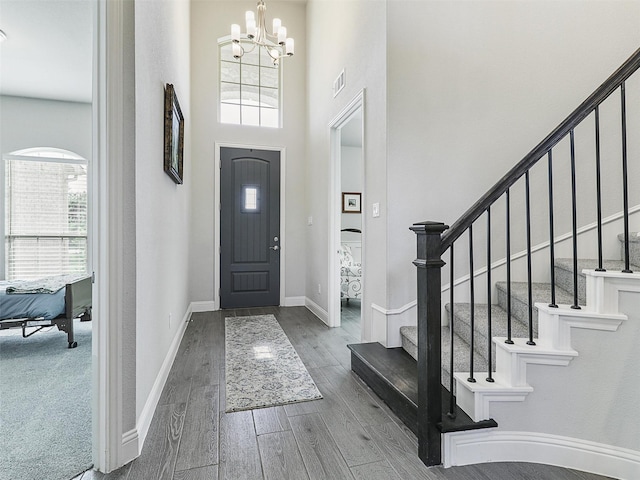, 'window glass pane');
260,87,279,109
241,106,261,126
241,64,260,86
260,47,277,66
241,85,261,106
242,46,260,66
220,61,240,84
221,103,241,124
261,66,279,89
221,82,241,104
244,186,258,211
261,108,279,128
